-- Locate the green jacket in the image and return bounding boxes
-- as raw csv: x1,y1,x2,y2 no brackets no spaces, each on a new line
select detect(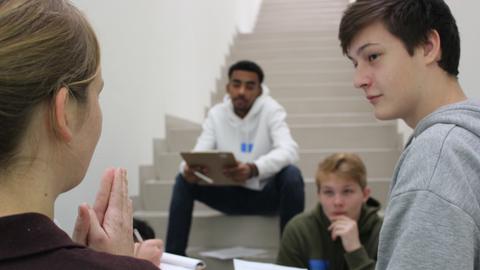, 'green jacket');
276,198,382,270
